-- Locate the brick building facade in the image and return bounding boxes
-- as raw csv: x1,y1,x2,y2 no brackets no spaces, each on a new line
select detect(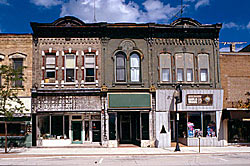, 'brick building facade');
0,34,33,147
220,51,250,144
